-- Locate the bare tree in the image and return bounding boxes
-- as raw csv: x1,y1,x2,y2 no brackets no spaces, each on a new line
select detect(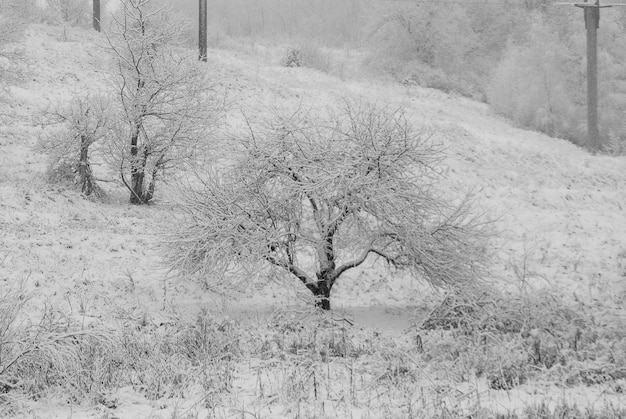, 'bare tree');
163,103,492,310
106,0,222,204
39,94,110,196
